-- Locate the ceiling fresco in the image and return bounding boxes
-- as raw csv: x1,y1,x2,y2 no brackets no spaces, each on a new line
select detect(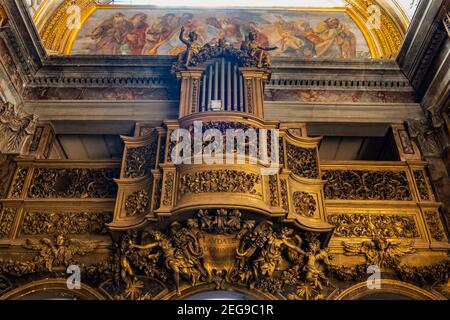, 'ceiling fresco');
71,8,370,58
31,0,418,59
